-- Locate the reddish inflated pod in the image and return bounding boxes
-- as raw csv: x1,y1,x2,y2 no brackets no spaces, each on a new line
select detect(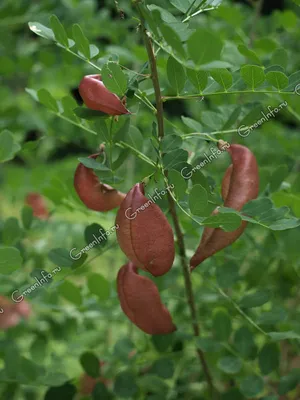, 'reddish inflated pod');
78,74,130,116
221,164,233,200
220,143,259,211
15,301,32,319
25,193,49,220
116,183,175,277
190,143,259,270
196,141,231,246
79,361,111,395
74,153,126,211
117,262,176,335
0,296,31,330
